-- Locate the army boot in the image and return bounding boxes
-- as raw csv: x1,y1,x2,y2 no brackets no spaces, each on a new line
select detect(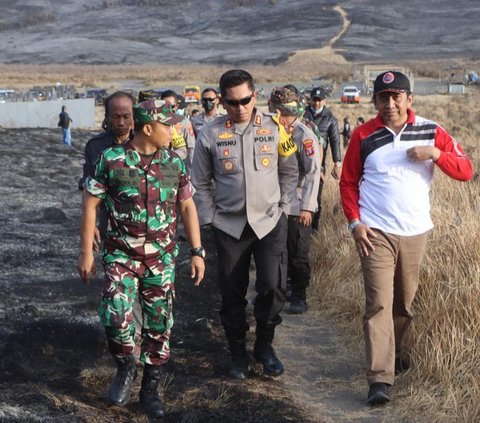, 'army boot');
289,288,308,314
253,323,284,377
139,364,166,419
226,330,249,379
107,355,137,406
